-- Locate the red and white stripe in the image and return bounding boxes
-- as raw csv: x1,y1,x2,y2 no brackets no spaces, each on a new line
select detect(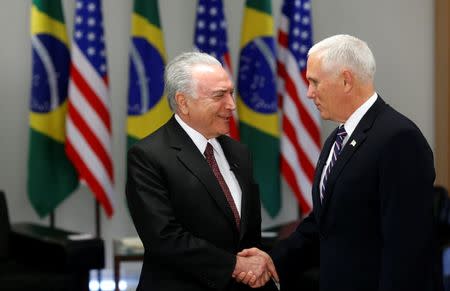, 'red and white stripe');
65,42,114,217
278,10,321,216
